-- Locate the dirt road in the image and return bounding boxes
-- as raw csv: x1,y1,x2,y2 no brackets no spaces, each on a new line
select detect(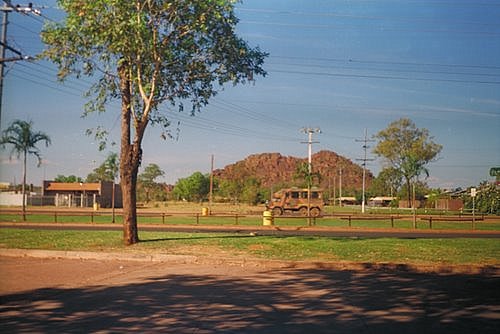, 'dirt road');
1,256,499,333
